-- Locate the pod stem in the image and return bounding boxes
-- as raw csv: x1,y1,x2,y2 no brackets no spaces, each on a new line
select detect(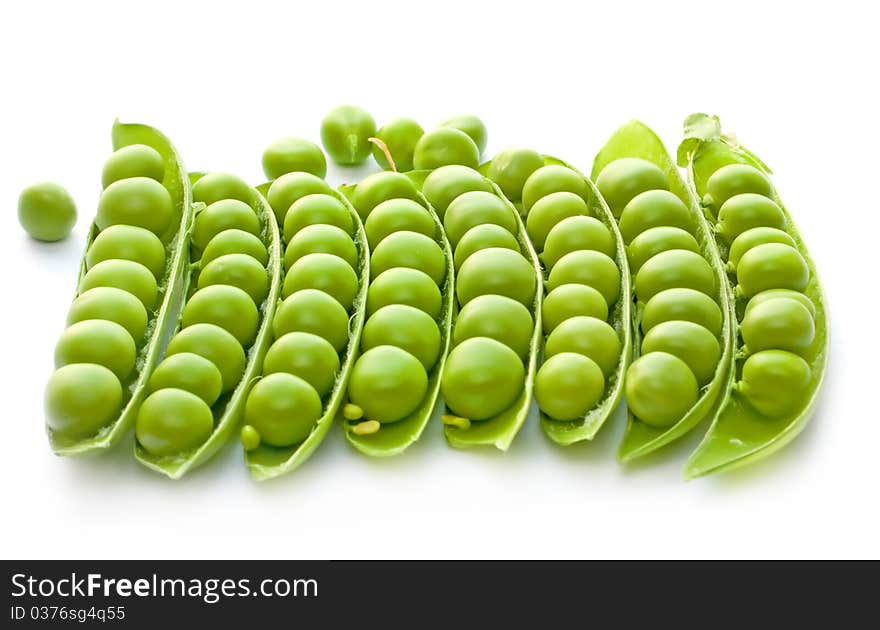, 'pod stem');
367,137,397,172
